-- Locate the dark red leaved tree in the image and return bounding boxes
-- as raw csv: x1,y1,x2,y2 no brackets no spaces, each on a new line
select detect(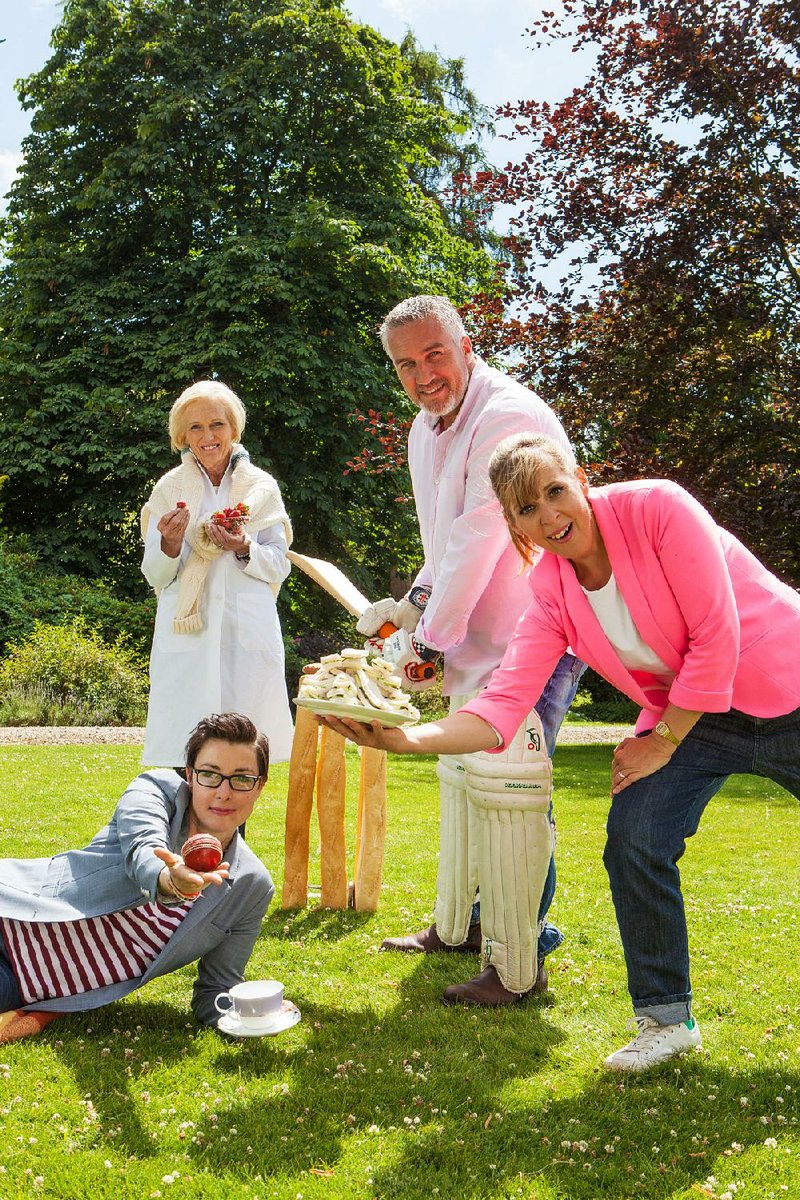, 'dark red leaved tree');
471,0,799,582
